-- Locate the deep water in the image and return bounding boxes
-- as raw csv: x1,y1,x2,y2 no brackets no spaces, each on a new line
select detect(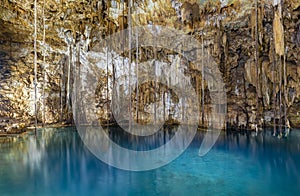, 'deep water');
0,127,300,196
